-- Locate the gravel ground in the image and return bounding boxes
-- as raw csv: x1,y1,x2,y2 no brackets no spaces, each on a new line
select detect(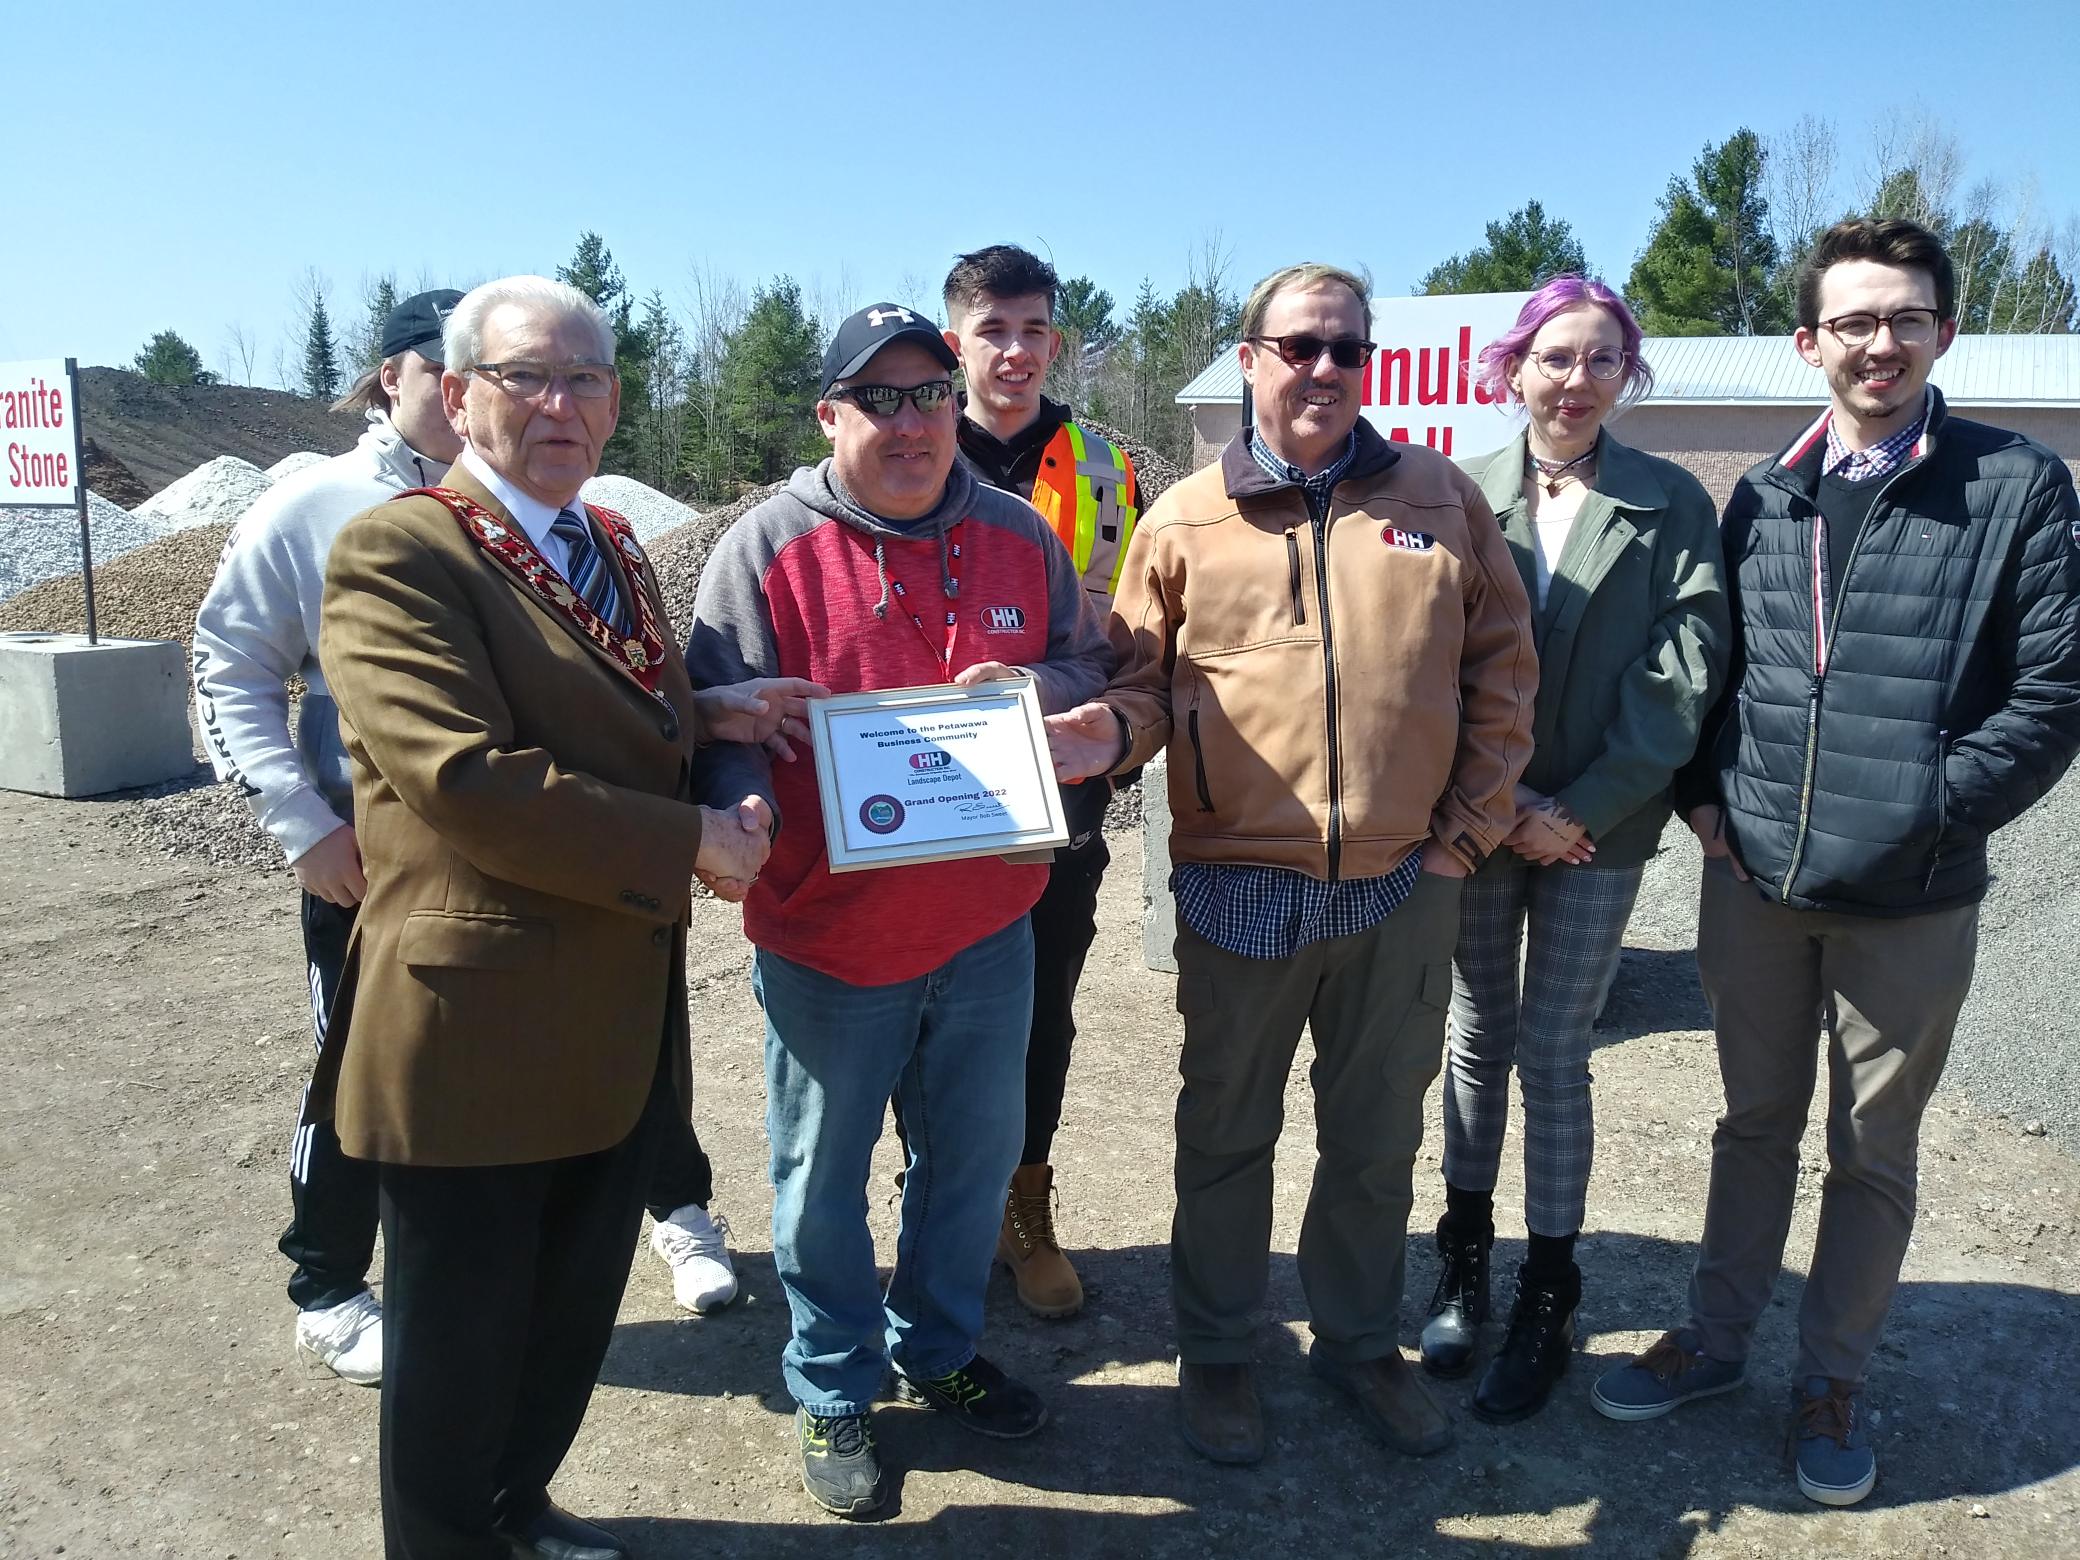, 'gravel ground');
0,520,233,642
